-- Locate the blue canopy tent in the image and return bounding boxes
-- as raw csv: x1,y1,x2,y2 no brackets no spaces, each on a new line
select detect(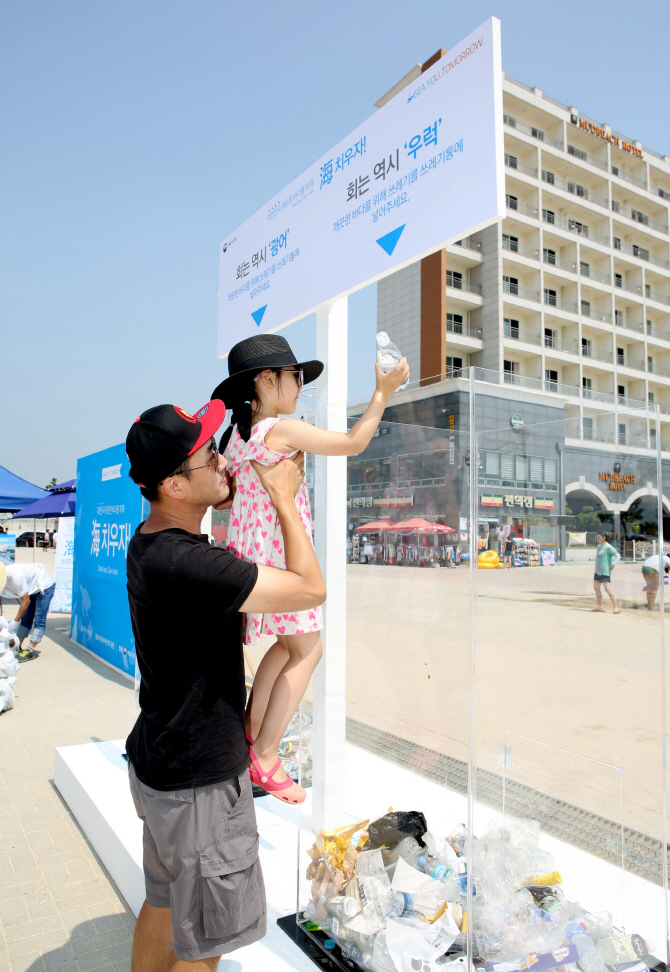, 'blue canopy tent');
0,465,48,512
15,481,76,519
